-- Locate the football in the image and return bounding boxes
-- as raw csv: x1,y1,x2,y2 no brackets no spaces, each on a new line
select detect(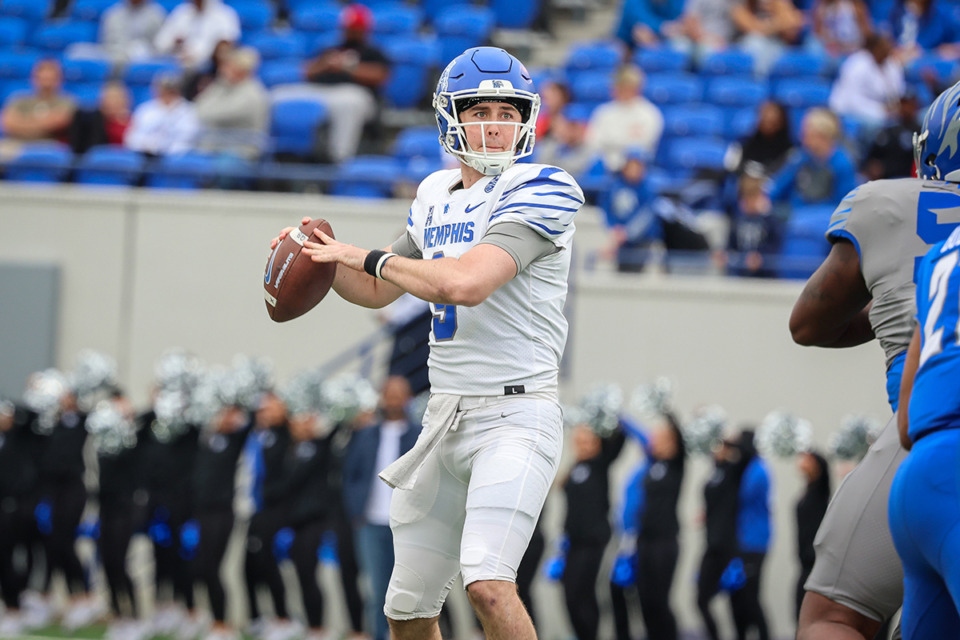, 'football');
263,218,337,322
